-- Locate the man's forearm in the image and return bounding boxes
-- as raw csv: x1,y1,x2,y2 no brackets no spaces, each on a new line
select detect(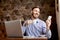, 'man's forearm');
46,29,52,39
